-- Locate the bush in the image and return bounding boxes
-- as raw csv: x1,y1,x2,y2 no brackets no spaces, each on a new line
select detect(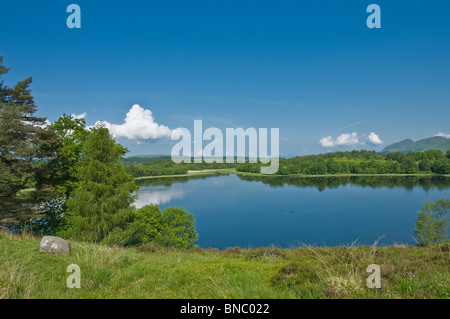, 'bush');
128,204,163,245
158,207,199,248
128,205,198,248
414,199,449,246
